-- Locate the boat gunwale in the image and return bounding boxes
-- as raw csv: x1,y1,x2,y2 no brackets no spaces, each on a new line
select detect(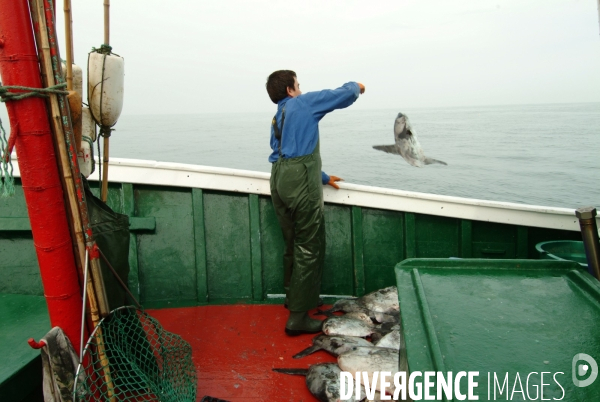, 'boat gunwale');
11,156,595,232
